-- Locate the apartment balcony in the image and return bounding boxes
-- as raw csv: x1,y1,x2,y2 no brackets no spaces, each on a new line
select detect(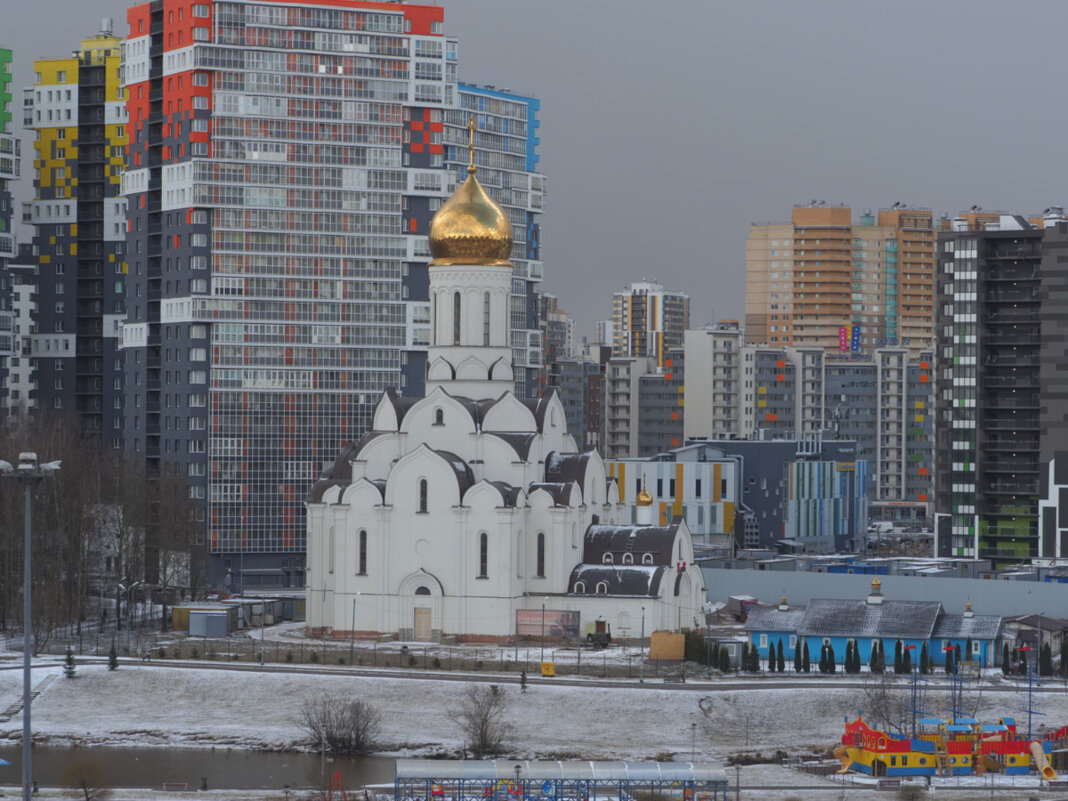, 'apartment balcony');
985,480,1039,495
